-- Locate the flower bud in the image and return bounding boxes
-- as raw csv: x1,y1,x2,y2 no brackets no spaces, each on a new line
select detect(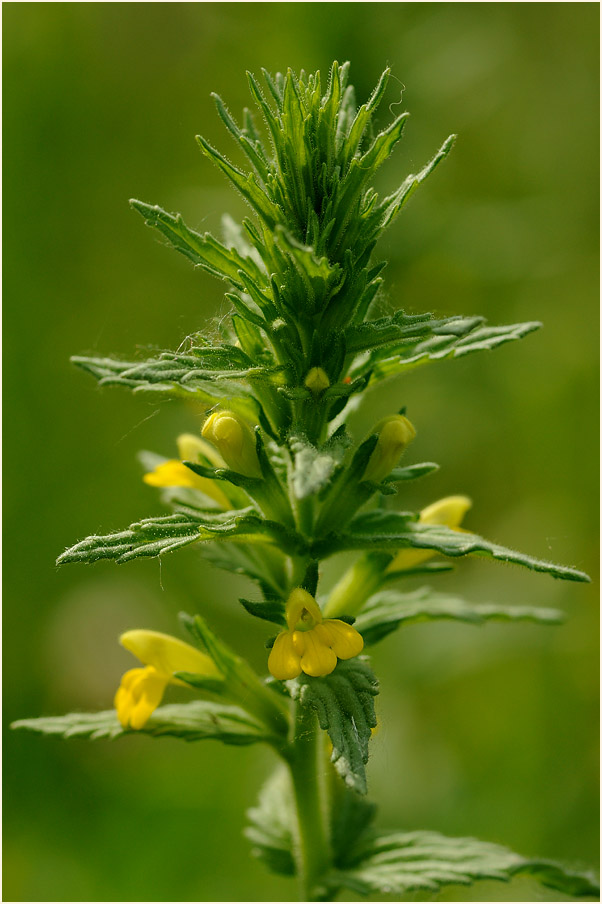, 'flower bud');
201,410,262,478
387,495,472,572
419,495,472,528
176,433,225,469
362,414,416,483
285,587,323,631
304,367,330,396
